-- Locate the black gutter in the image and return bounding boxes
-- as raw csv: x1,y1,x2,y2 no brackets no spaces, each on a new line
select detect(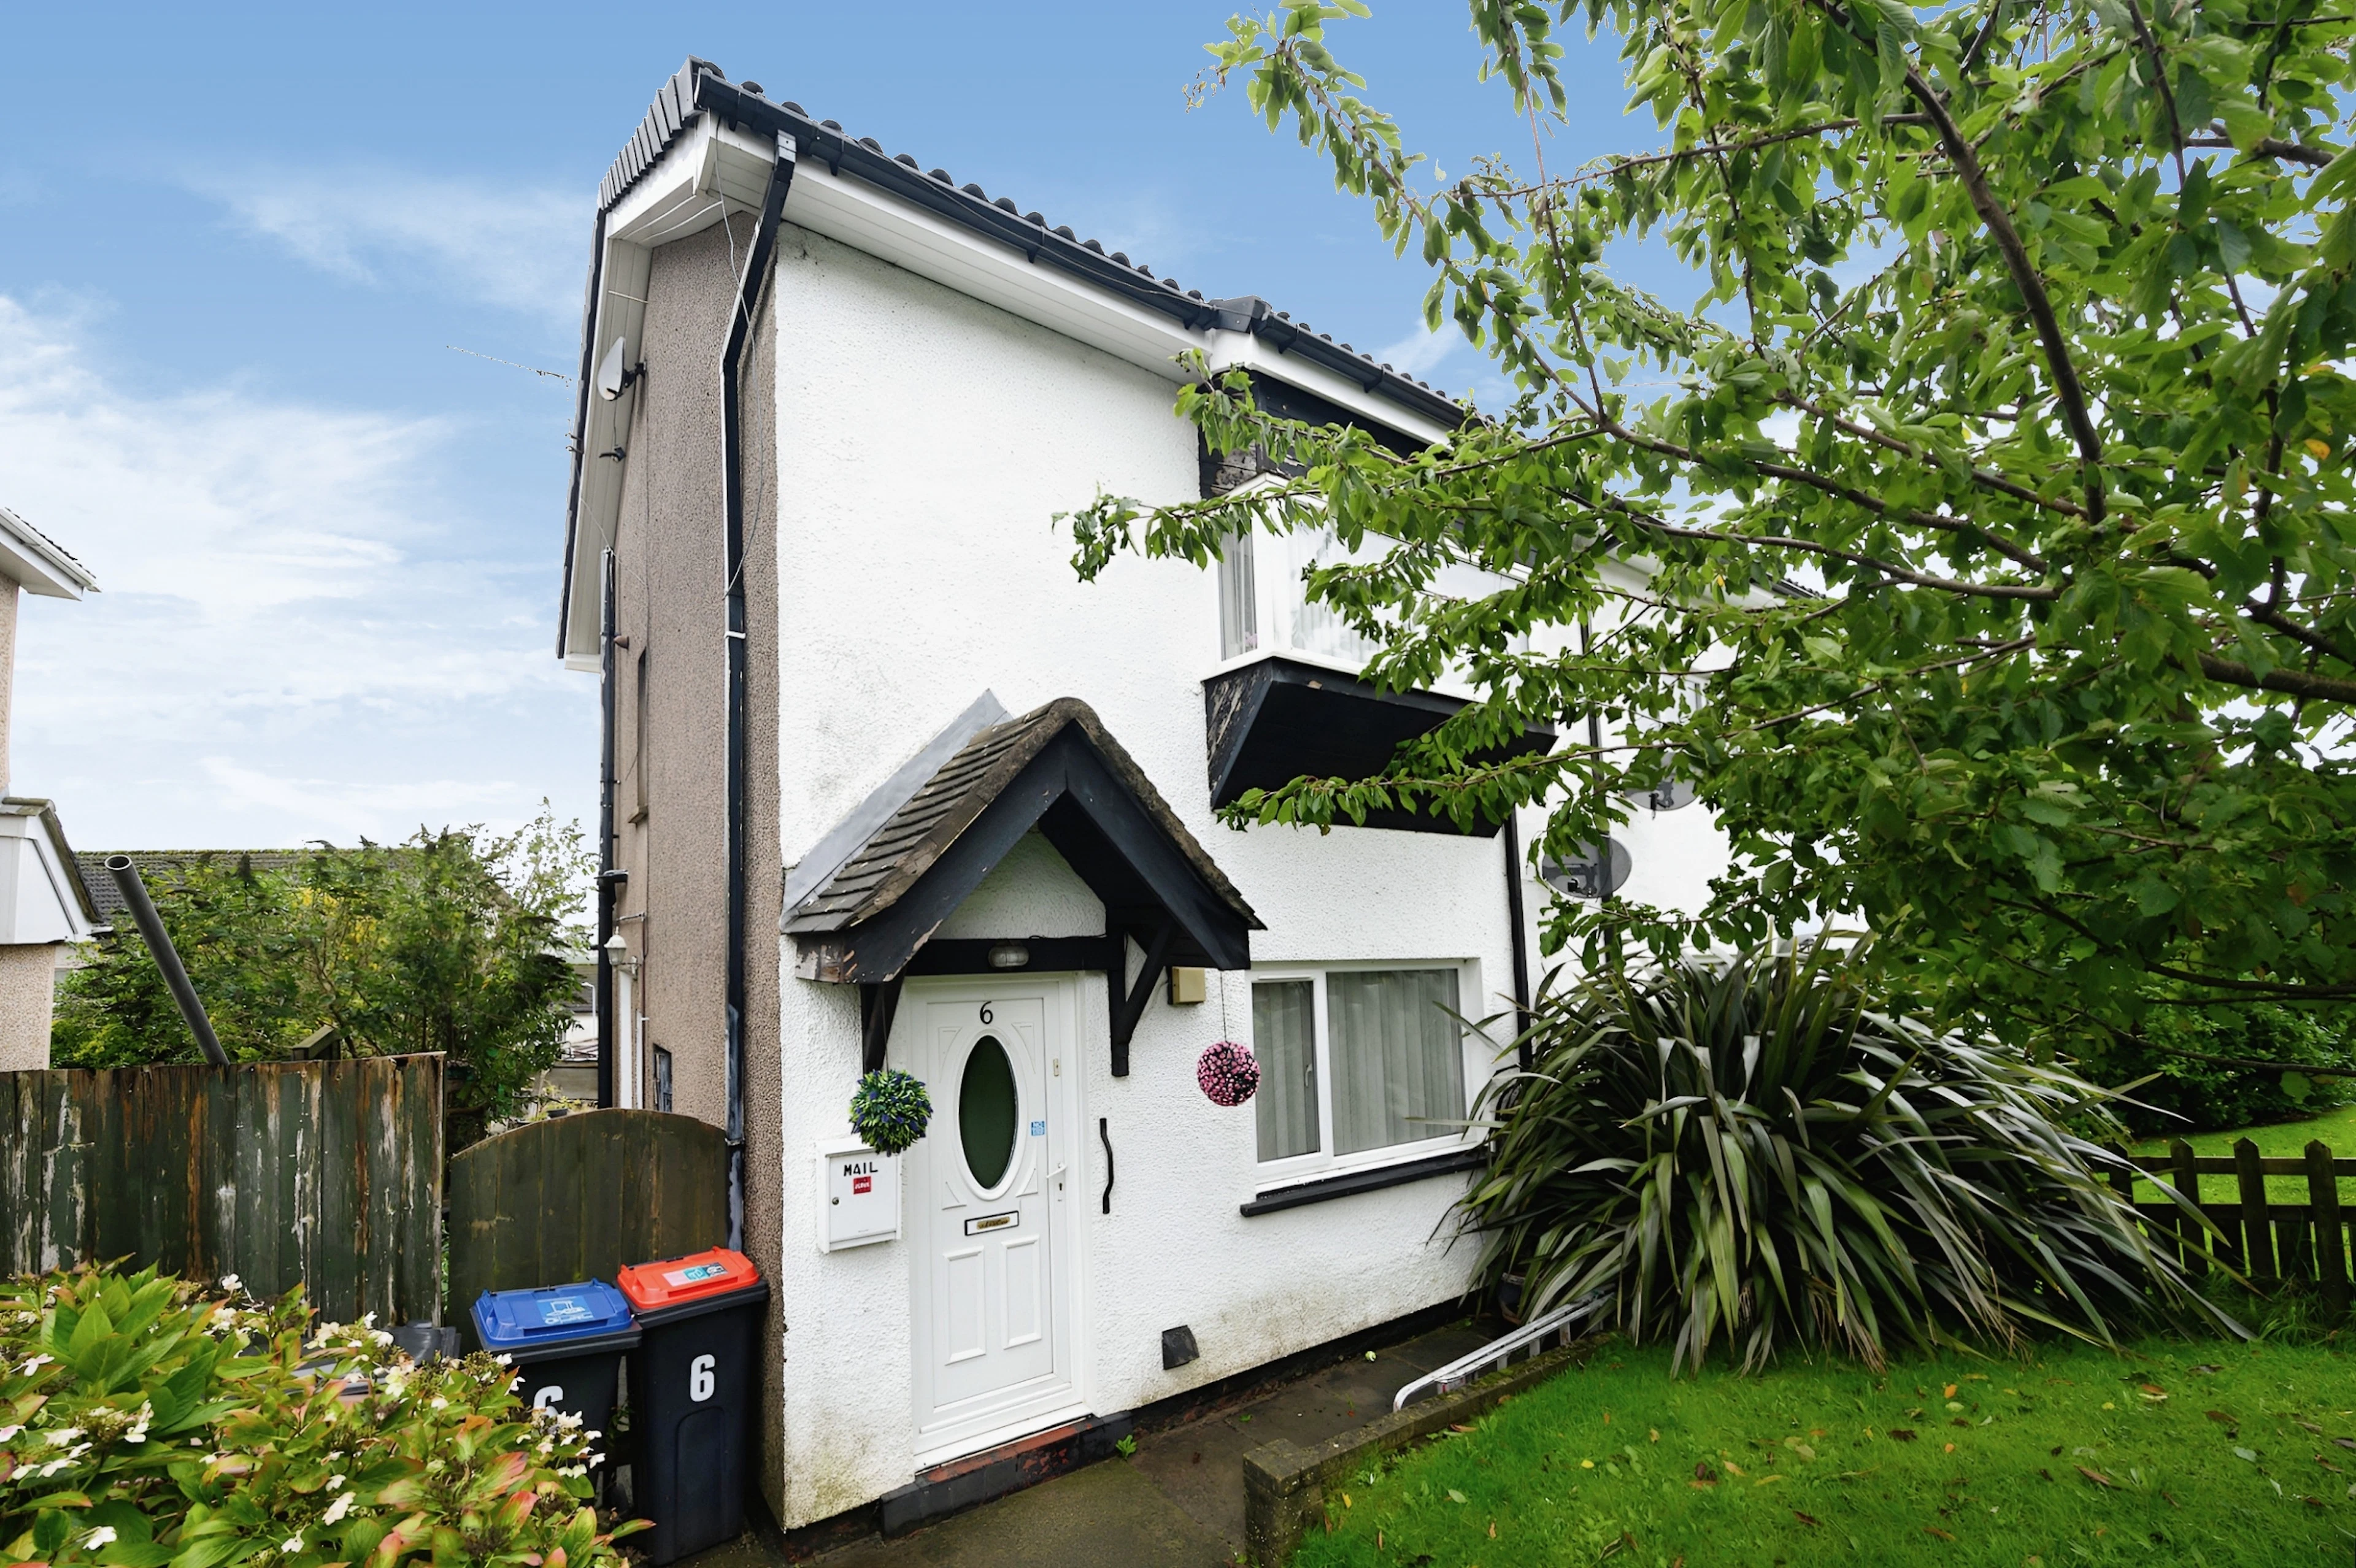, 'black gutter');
596,550,617,1108
718,127,798,1251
